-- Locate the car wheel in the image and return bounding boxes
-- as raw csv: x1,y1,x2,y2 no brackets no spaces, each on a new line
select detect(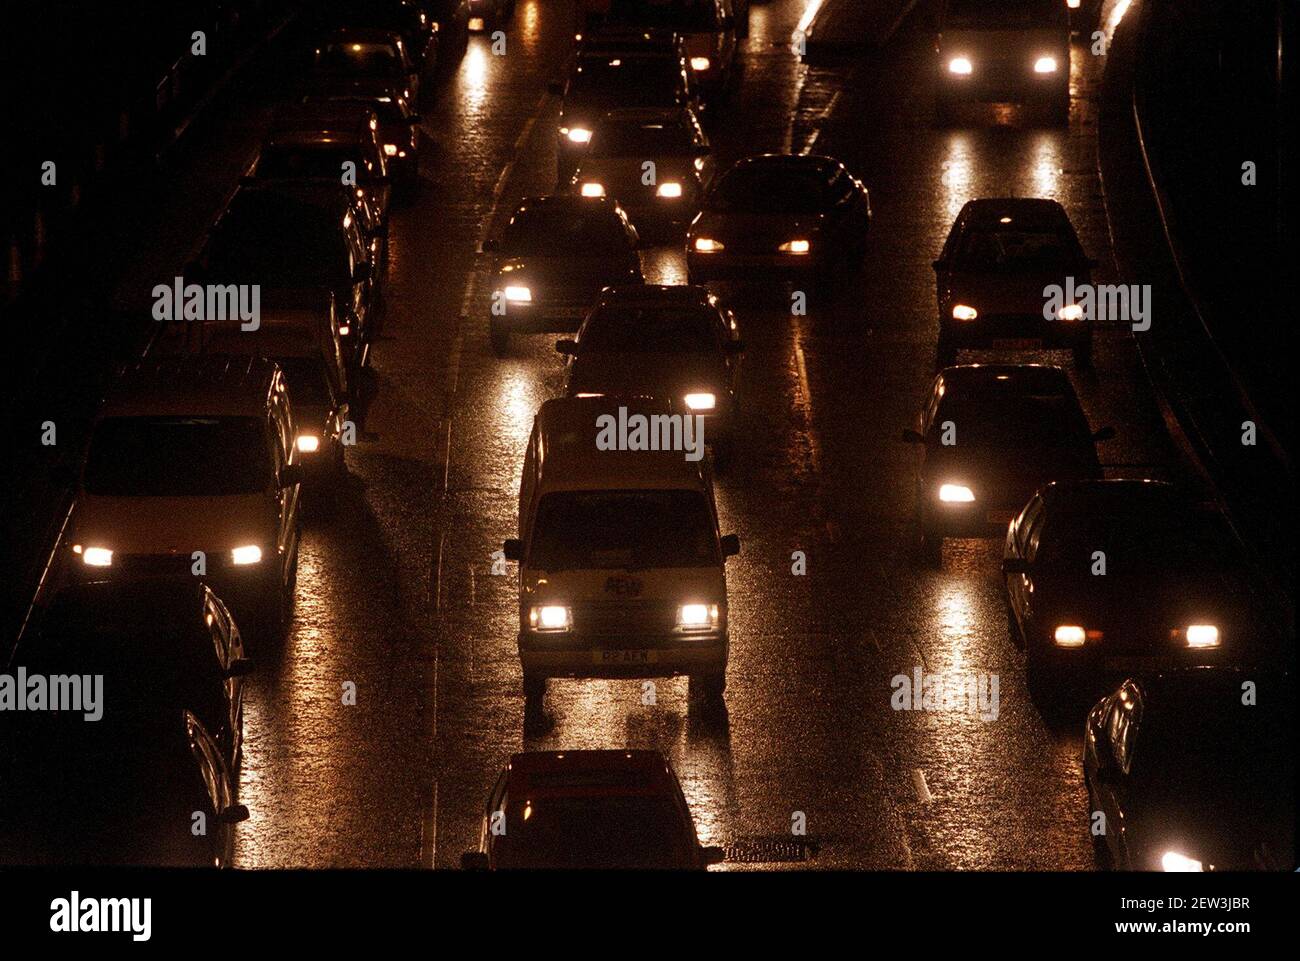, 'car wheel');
1072,338,1093,371
489,319,509,356
523,672,546,703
